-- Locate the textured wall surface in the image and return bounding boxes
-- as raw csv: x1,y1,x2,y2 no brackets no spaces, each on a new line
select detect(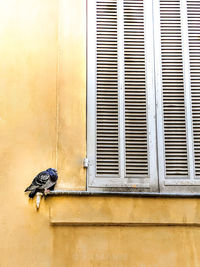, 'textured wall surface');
0,0,58,266
52,226,200,267
56,0,86,190
1,0,200,267
50,196,200,267
0,0,85,266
